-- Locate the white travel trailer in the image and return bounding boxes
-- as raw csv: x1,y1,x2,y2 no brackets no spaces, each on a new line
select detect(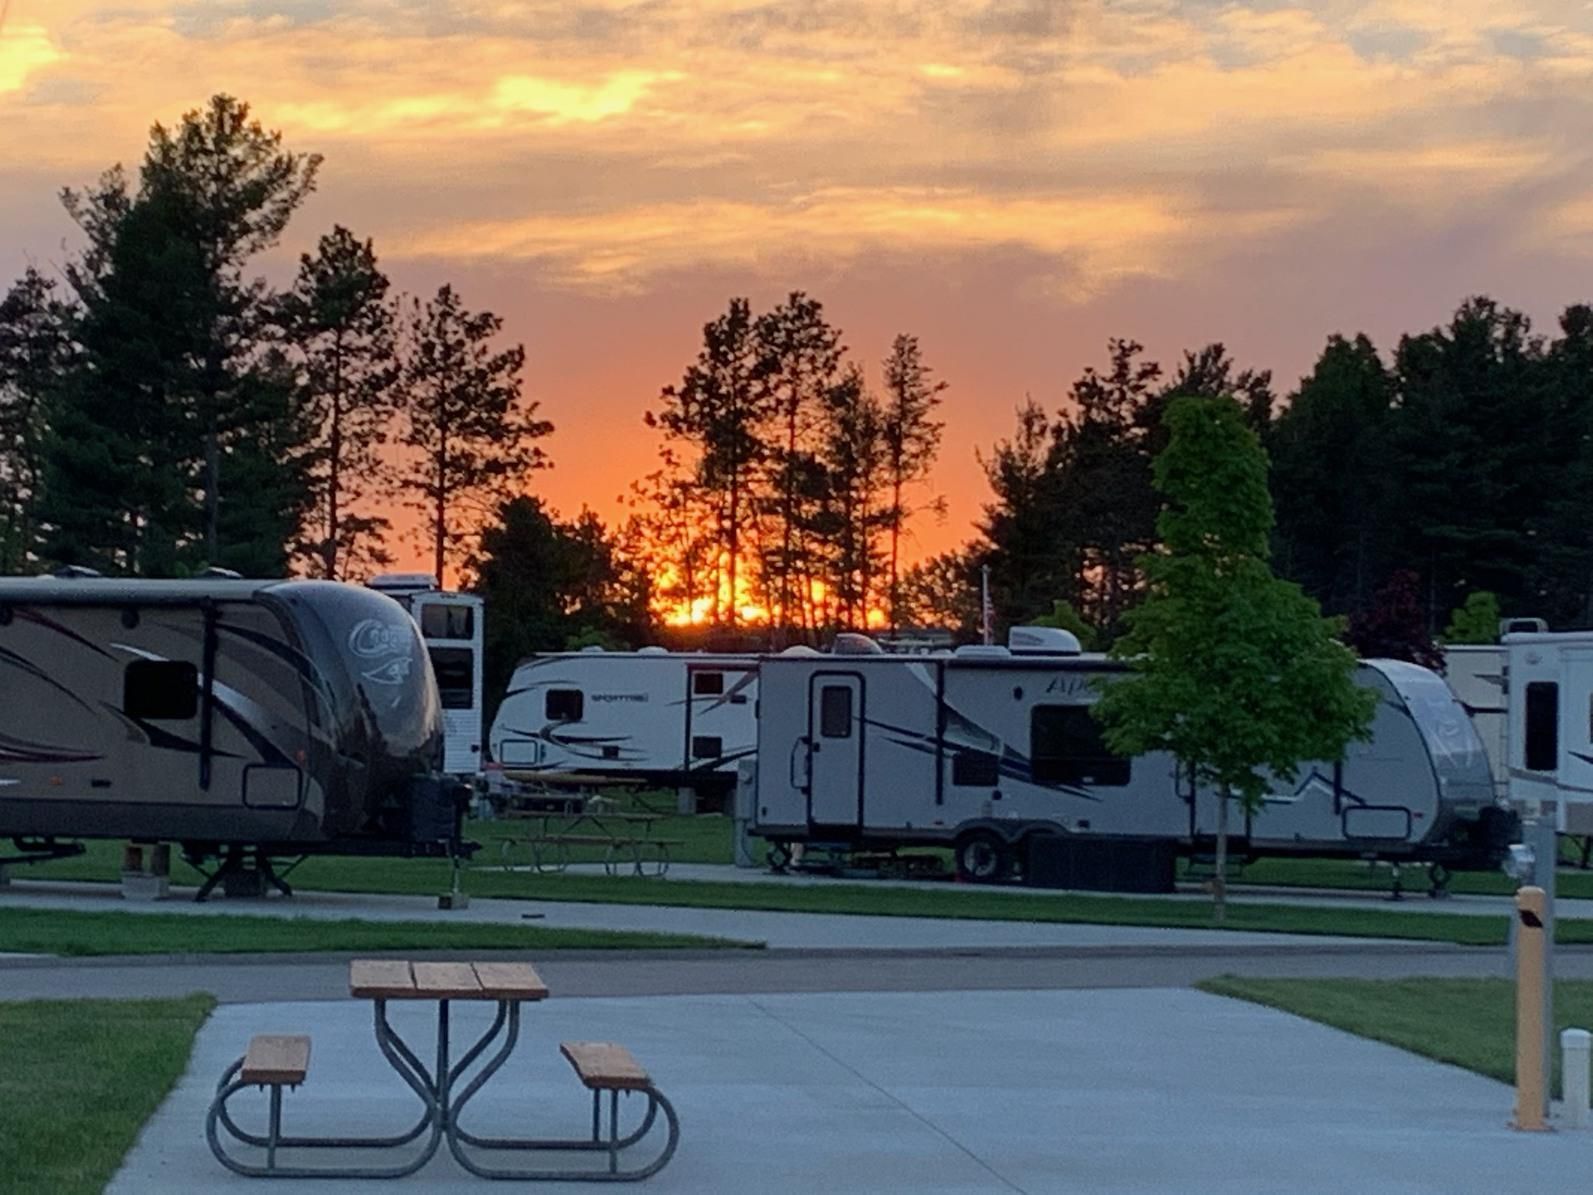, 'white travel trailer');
489,649,758,799
1503,629,1593,836
367,574,484,778
751,629,1514,884
1444,645,1507,791
0,574,464,893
